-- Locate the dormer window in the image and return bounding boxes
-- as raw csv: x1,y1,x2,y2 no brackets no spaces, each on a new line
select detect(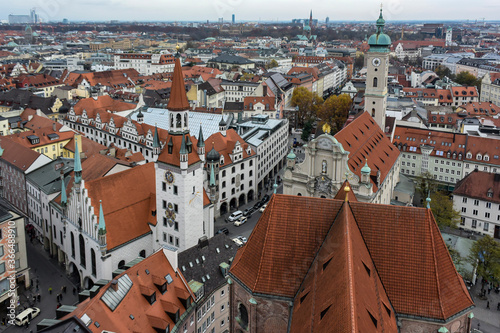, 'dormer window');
477,154,482,161
484,155,490,161
487,191,493,198
466,152,472,159
220,156,224,165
